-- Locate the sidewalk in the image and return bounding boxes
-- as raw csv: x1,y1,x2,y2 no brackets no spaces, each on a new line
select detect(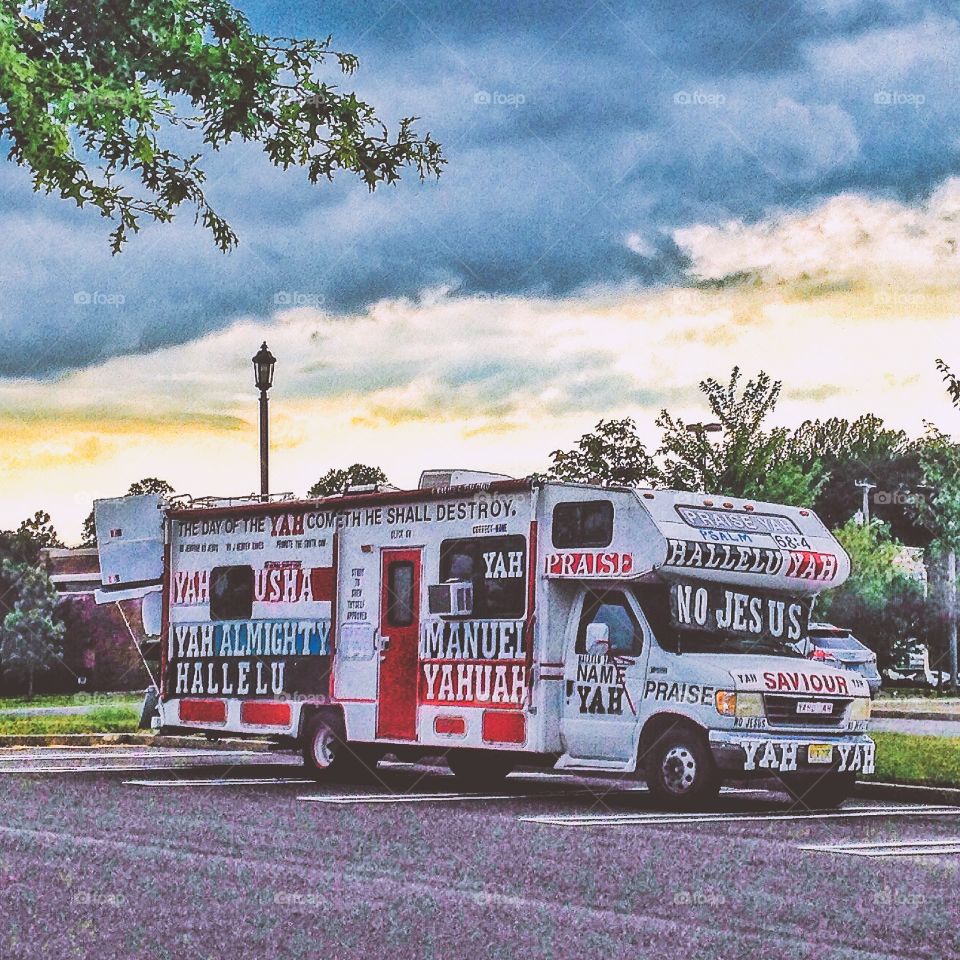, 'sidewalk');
873,697,960,721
